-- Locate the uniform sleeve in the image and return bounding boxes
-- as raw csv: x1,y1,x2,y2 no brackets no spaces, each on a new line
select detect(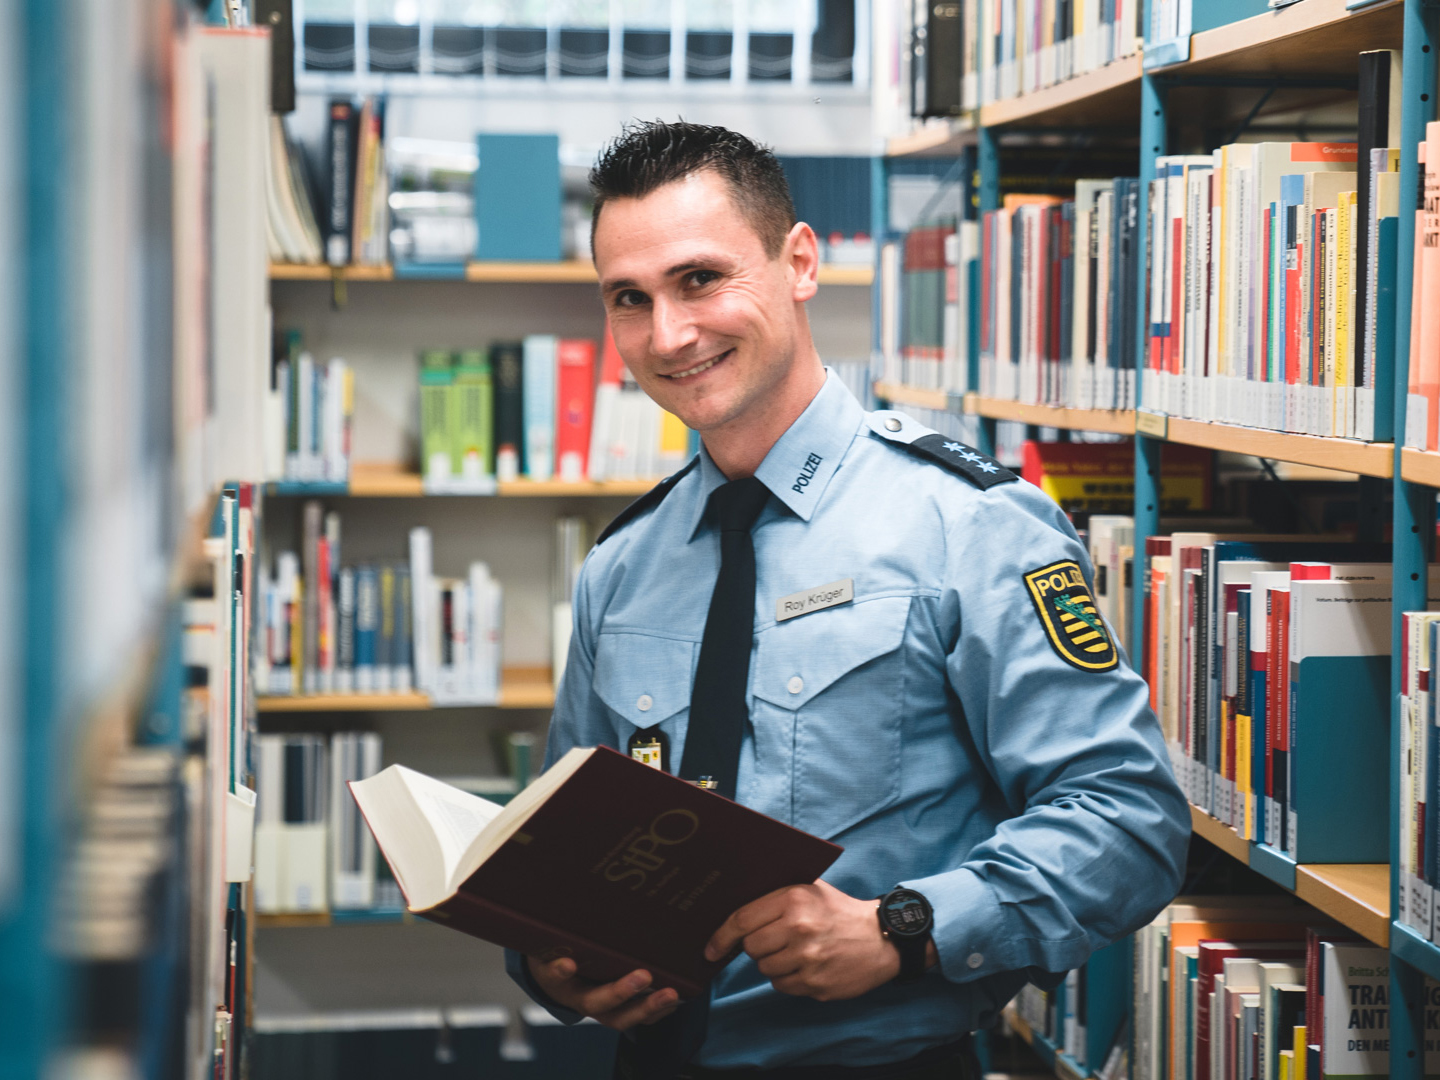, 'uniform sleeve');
505,552,608,1023
902,481,1189,985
